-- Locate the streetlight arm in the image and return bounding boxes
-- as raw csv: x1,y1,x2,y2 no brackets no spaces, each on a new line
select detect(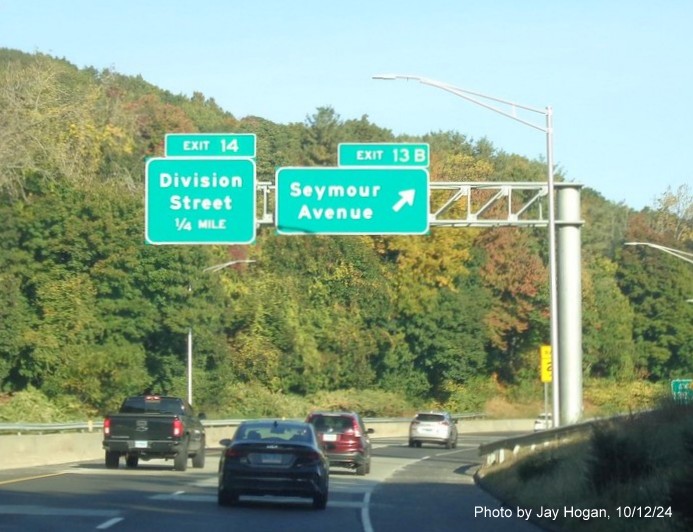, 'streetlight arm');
374,72,561,426
625,242,693,265
372,73,548,133
203,259,256,273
